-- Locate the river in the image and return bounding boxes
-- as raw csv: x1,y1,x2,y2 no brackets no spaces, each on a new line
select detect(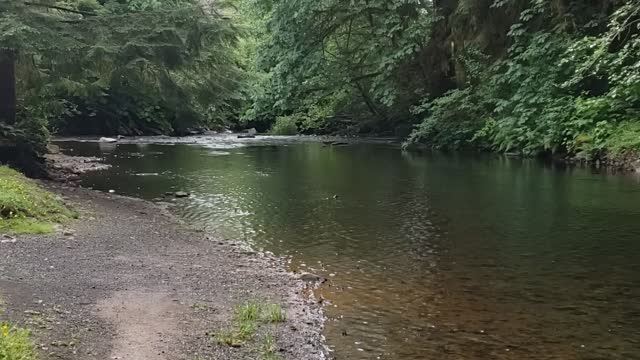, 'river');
57,135,640,359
